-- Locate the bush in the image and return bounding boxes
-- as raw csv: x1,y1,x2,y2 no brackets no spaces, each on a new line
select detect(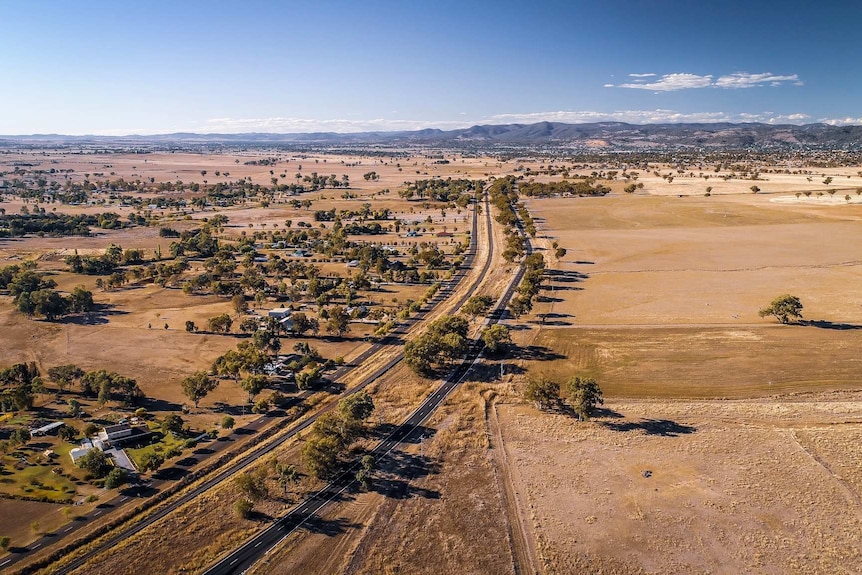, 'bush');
221,415,235,430
234,498,254,519
103,468,128,489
